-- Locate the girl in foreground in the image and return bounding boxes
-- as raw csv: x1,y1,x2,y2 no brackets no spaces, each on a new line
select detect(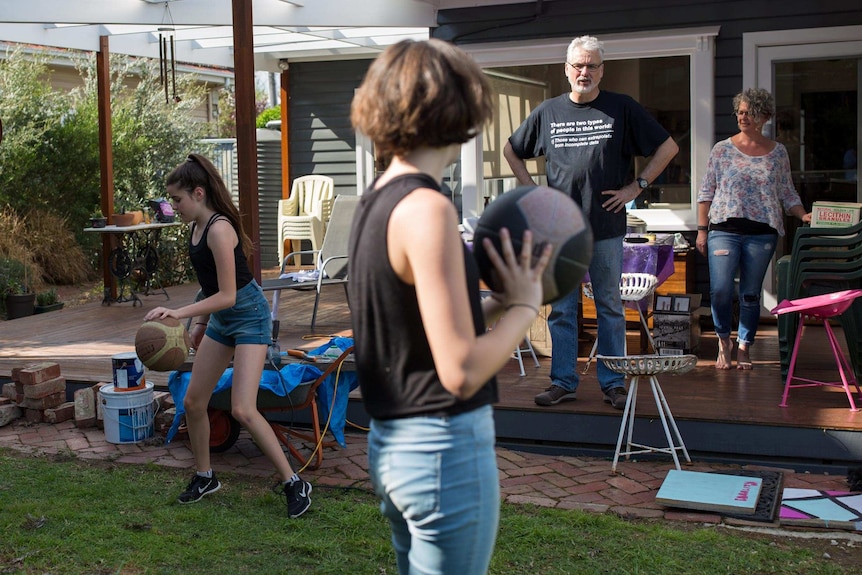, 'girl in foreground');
348,39,551,574
145,153,312,517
